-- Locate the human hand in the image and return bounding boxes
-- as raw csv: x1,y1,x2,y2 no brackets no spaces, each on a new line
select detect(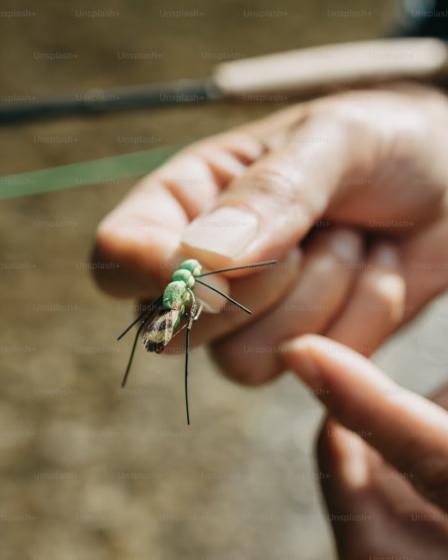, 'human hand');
93,86,448,383
282,335,448,559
